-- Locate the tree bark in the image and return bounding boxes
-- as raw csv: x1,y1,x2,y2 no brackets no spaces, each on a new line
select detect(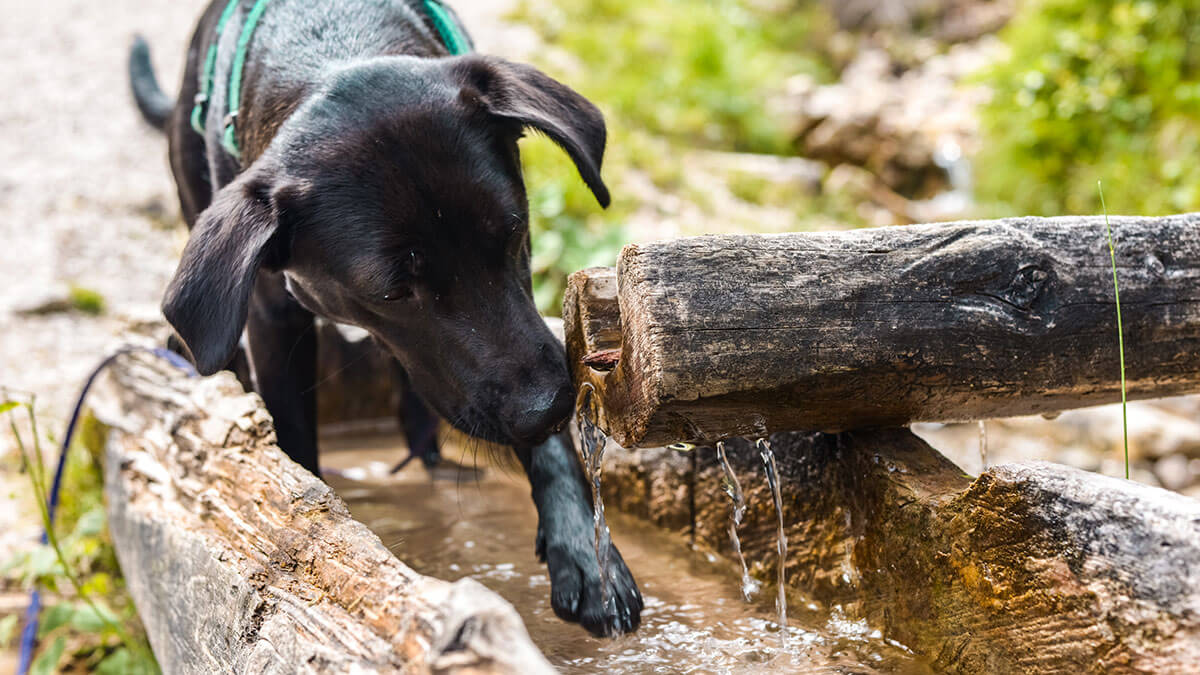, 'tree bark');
91,350,552,675
599,430,1200,673
565,215,1200,447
